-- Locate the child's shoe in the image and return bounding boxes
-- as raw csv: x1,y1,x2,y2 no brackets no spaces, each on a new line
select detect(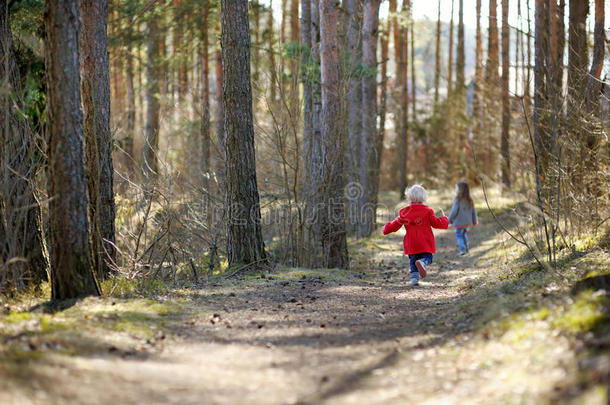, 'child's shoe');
415,260,427,279
410,278,419,286
458,251,466,256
